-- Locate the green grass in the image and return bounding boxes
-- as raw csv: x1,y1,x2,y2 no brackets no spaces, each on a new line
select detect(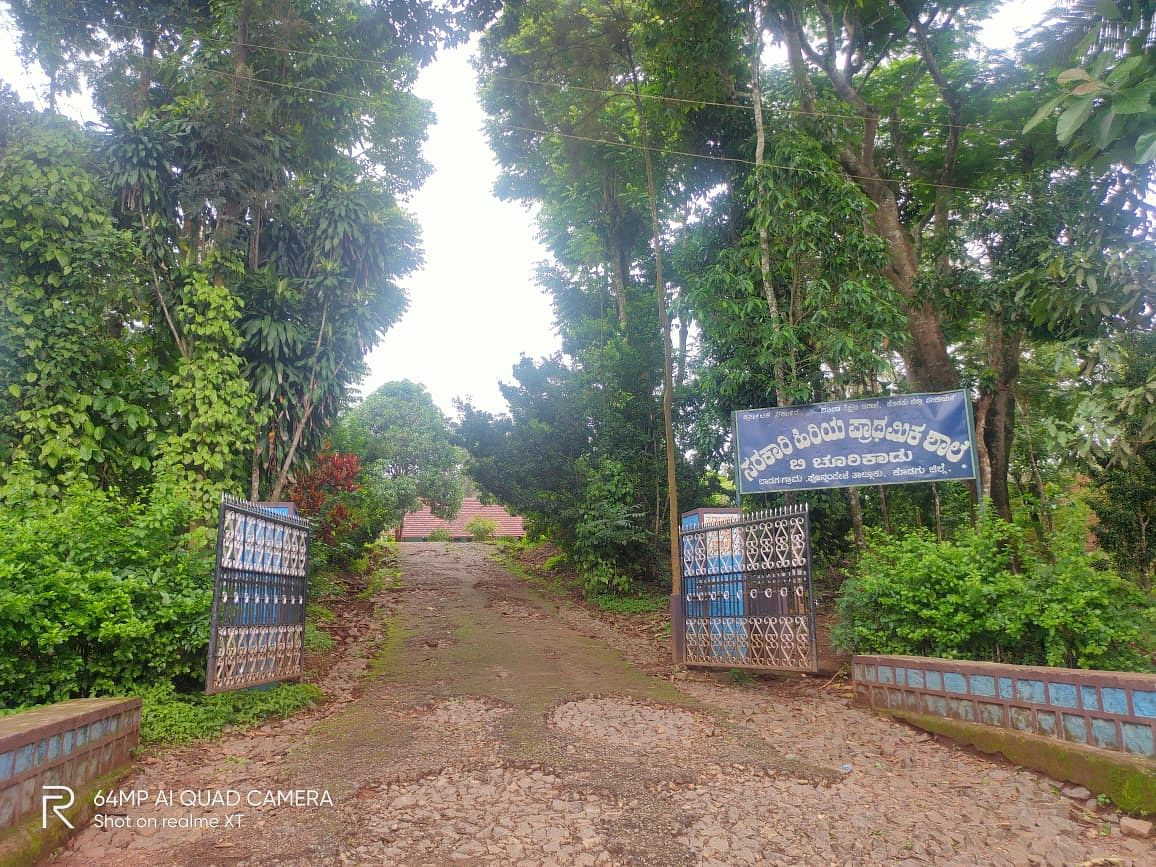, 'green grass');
139,682,324,746
587,592,666,616
493,547,569,597
307,603,335,622
358,564,402,599
305,622,336,652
